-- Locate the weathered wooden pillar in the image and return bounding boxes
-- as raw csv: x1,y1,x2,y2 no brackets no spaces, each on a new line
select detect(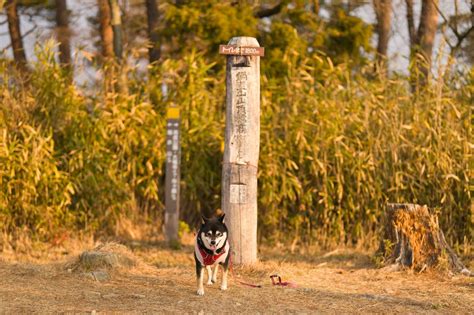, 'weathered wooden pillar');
220,37,264,265
164,106,181,245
